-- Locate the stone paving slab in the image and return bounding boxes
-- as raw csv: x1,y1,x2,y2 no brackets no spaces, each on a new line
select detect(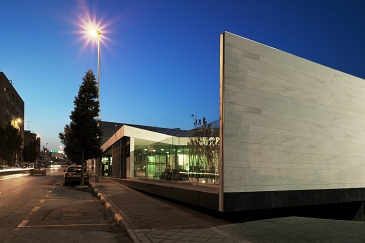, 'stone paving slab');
214,217,365,243
90,177,365,243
